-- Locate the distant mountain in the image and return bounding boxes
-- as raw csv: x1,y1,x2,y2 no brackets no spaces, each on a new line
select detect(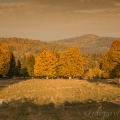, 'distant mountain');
52,34,119,53
0,34,119,59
